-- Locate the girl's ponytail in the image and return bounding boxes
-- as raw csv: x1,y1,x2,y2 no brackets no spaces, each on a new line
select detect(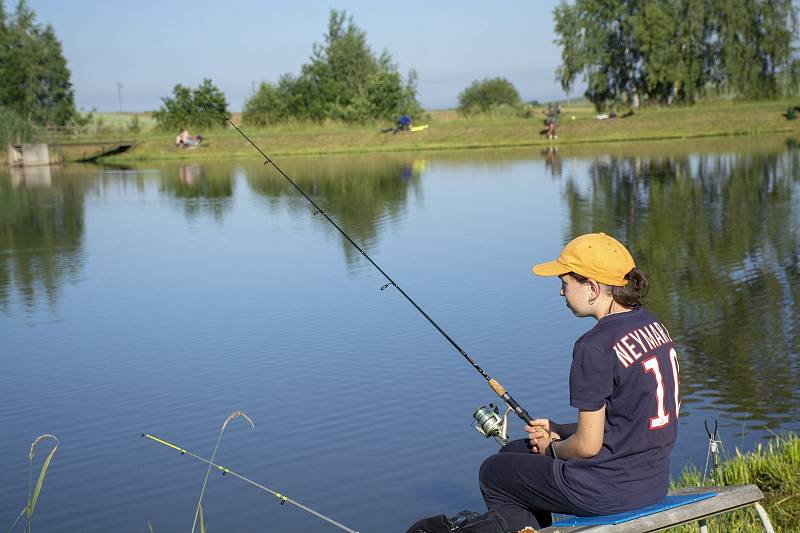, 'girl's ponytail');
611,268,649,308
